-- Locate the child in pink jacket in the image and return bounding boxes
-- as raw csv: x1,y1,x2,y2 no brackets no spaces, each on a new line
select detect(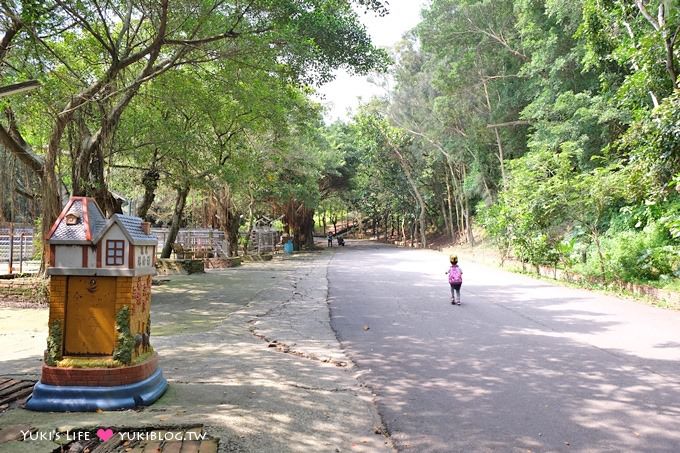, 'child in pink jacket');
447,255,463,305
